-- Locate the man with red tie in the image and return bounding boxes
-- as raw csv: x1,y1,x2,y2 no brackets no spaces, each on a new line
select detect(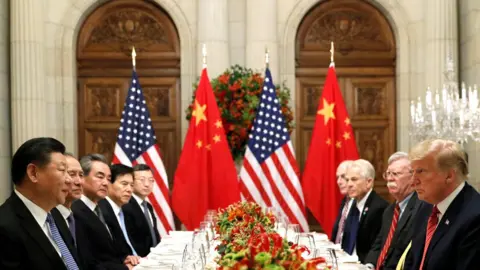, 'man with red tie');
404,139,480,270
364,152,423,270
